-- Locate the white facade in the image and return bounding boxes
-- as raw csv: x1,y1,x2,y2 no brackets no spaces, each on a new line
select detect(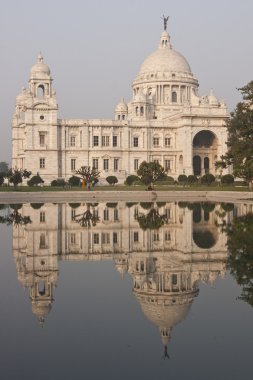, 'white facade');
12,29,228,184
